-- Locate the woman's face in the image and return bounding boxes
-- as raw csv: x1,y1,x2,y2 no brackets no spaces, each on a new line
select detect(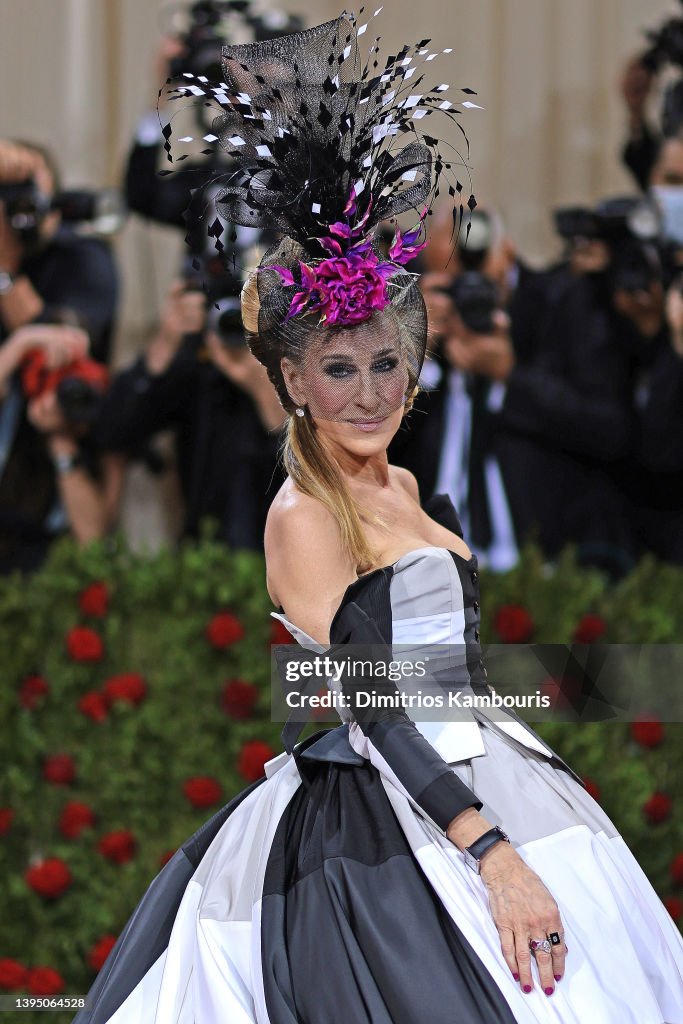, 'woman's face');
281,325,410,455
